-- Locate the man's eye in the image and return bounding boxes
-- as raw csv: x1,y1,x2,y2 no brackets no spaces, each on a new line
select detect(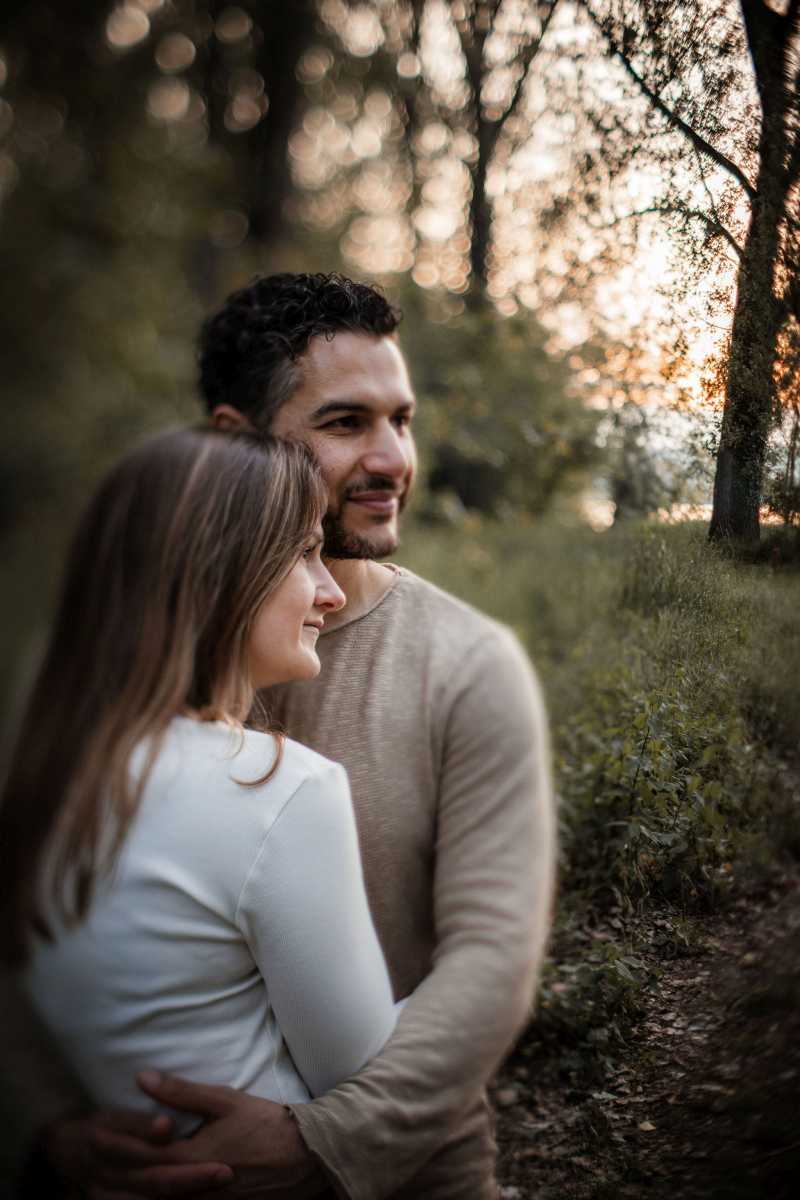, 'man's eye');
394,413,412,428
323,416,361,430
